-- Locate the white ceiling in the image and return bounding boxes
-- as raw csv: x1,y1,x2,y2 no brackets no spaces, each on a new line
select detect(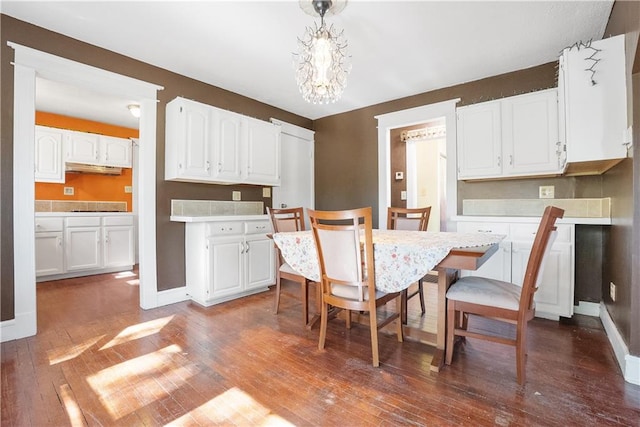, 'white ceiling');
2,1,614,128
